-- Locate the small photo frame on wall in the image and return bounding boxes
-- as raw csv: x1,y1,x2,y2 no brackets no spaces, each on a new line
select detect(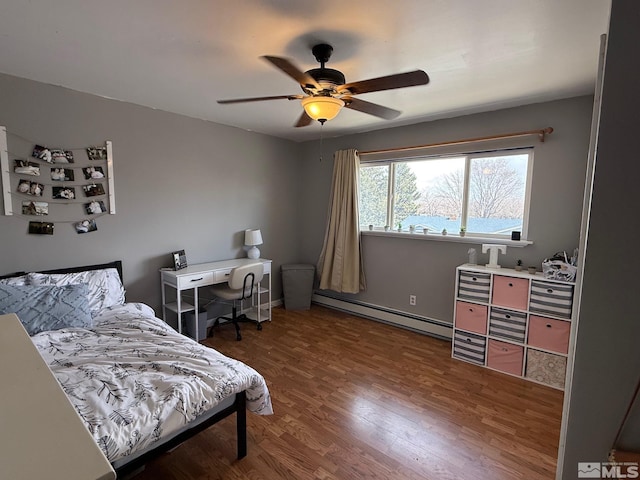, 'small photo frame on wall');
52,186,76,199
75,219,98,234
172,250,188,270
22,201,48,216
51,168,75,181
83,183,105,197
28,221,54,235
86,146,107,161
85,200,106,214
32,145,52,163
83,166,105,179
17,180,44,196
50,149,74,164
14,160,41,176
